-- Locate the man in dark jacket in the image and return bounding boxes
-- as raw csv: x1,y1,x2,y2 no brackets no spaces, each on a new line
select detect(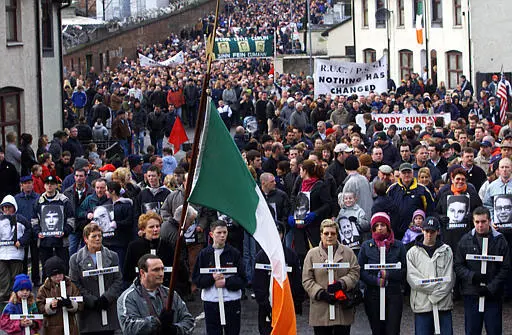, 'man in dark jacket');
77,178,112,240
184,79,200,128
134,166,170,221
91,96,111,127
48,131,68,163
326,143,351,189
62,127,84,164
454,206,511,335
260,173,290,225
131,99,147,155
0,146,19,200
111,110,131,157
147,105,168,156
